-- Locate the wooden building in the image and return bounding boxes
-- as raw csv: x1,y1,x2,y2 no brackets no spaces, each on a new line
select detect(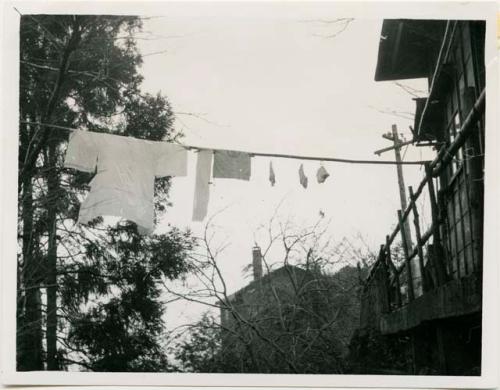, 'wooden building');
351,19,485,375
